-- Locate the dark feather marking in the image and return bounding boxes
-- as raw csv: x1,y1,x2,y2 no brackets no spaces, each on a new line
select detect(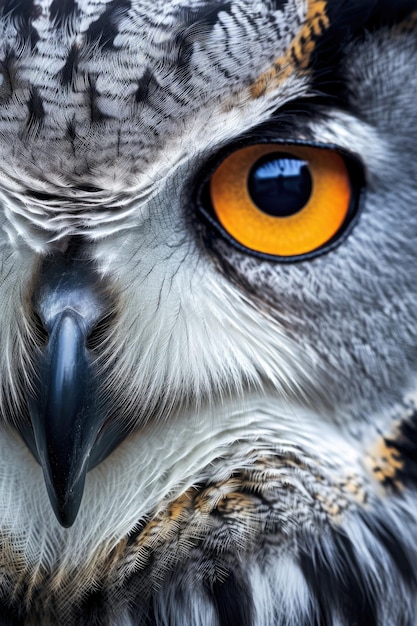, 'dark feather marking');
61,44,79,87
126,517,148,545
208,570,254,626
87,76,110,124
135,68,158,104
26,87,44,129
66,118,77,158
0,51,16,101
86,0,131,50
300,529,378,626
0,0,33,18
145,601,157,626
179,1,233,28
269,0,289,9
0,599,22,626
324,0,417,28
381,411,417,488
125,595,156,625
66,118,76,140
76,588,106,626
359,511,417,586
175,2,233,69
0,0,39,46
121,565,156,624
50,0,78,27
